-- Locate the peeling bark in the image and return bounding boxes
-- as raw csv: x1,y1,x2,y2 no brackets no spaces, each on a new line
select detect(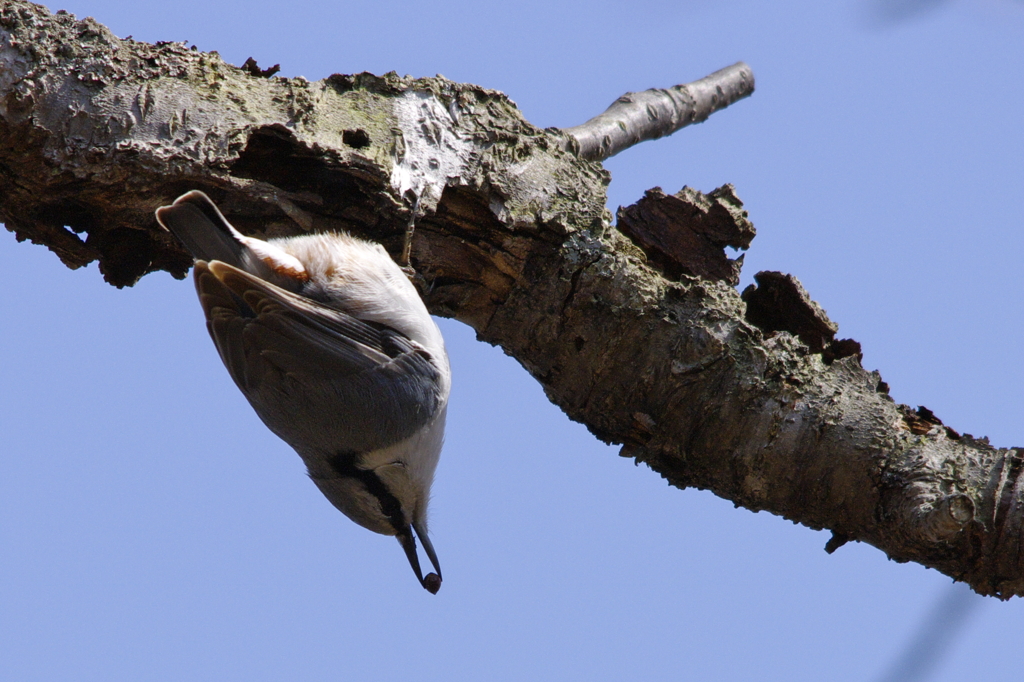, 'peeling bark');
2,0,1023,598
